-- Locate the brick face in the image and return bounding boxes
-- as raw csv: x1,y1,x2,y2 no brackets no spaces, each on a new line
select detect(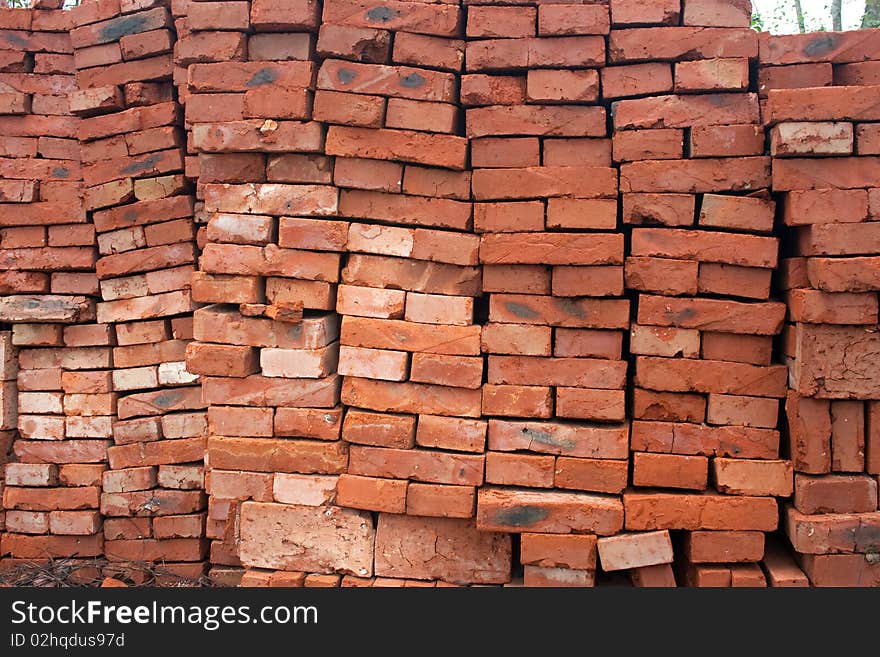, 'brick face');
1,0,877,590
